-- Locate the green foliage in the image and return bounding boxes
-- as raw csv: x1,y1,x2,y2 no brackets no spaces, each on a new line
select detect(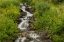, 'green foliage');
21,0,32,5
52,0,59,4
53,35,64,42
0,0,20,41
35,8,64,32
0,0,20,8
0,0,64,42
34,1,50,17
33,1,64,41
21,0,64,41
51,0,64,4
0,17,18,41
5,5,19,20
